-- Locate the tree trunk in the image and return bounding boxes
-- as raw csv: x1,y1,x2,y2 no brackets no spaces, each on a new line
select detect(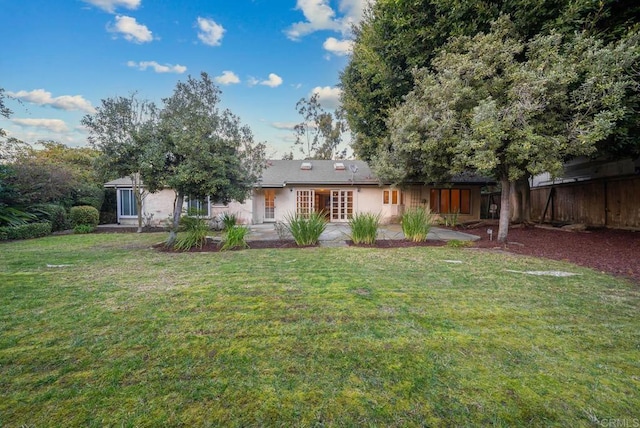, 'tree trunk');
498,176,511,243
131,175,144,233
166,192,184,247
509,176,531,224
